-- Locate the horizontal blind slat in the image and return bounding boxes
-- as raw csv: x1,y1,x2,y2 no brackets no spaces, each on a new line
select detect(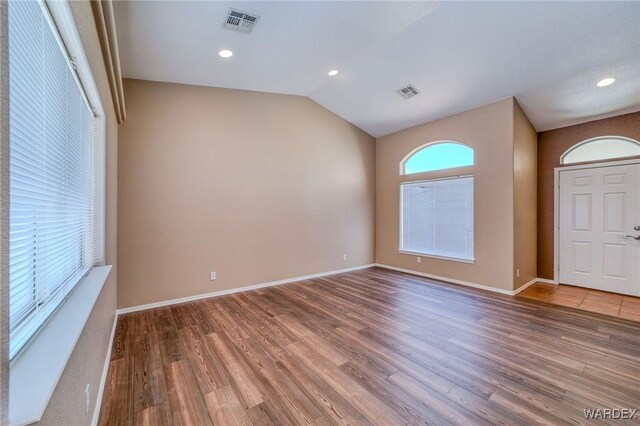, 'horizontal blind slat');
401,175,474,261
